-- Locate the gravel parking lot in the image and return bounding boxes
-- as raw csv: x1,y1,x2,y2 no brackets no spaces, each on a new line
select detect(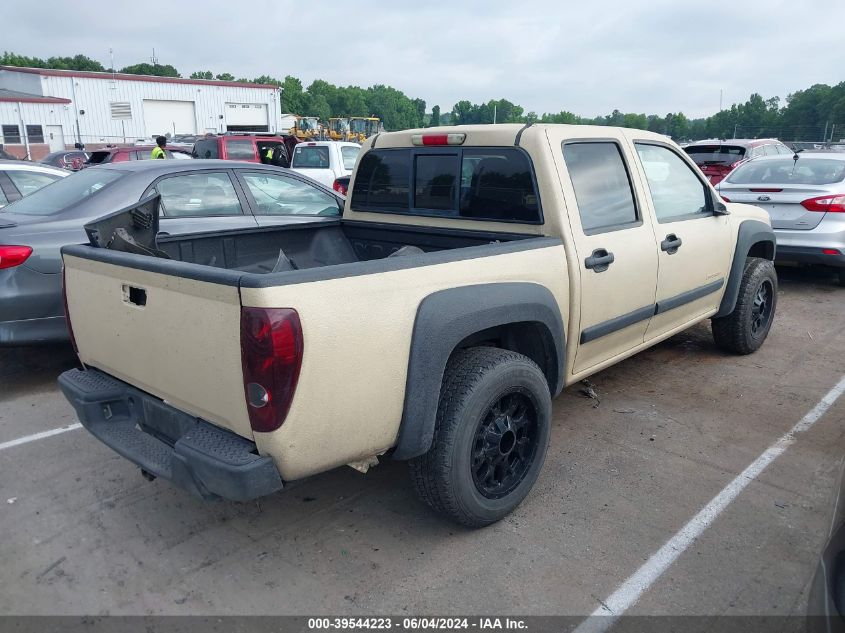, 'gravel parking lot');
1,266,843,618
